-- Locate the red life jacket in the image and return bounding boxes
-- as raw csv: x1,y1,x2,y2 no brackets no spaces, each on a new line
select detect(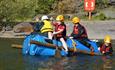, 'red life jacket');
100,43,112,53
73,24,88,39
53,22,66,38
